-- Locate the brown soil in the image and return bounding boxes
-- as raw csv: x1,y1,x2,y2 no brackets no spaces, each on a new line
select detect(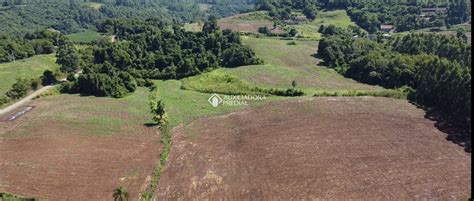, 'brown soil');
0,135,160,200
0,94,161,200
156,97,471,200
